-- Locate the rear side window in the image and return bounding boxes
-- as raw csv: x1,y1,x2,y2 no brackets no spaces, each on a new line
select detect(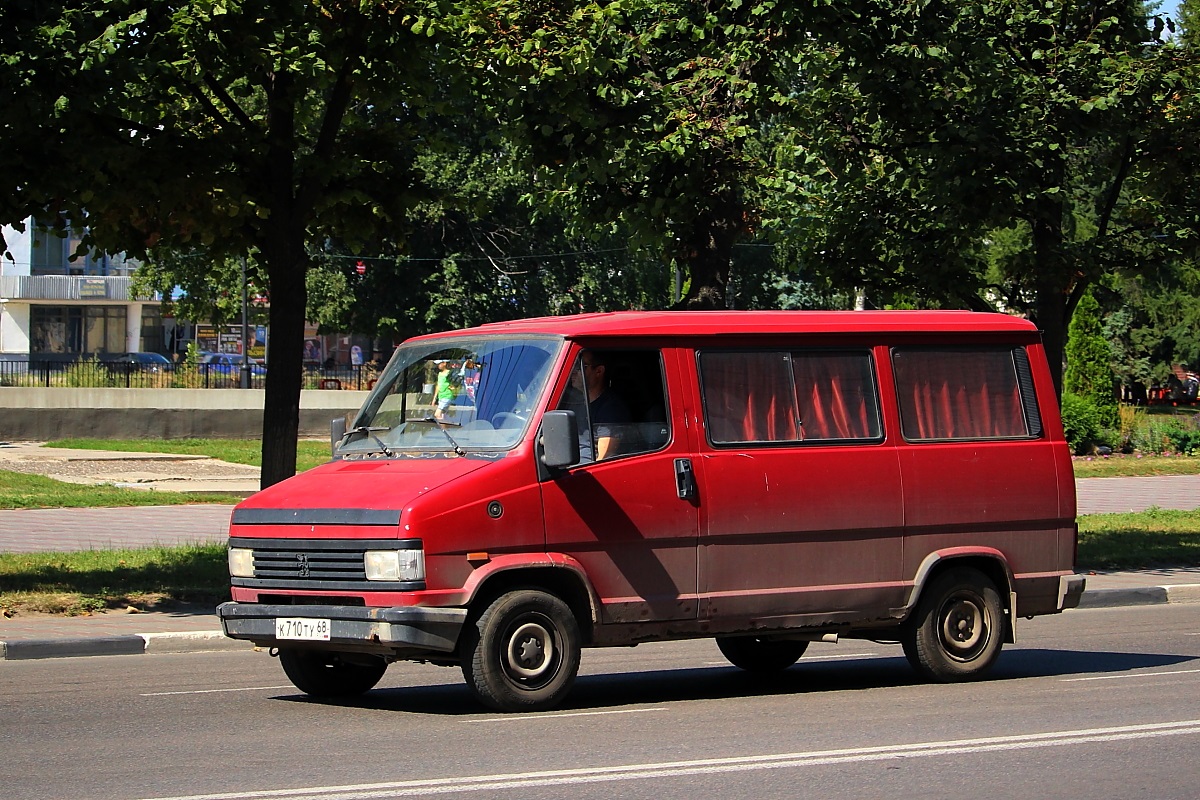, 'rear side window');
699,350,882,445
892,346,1041,441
